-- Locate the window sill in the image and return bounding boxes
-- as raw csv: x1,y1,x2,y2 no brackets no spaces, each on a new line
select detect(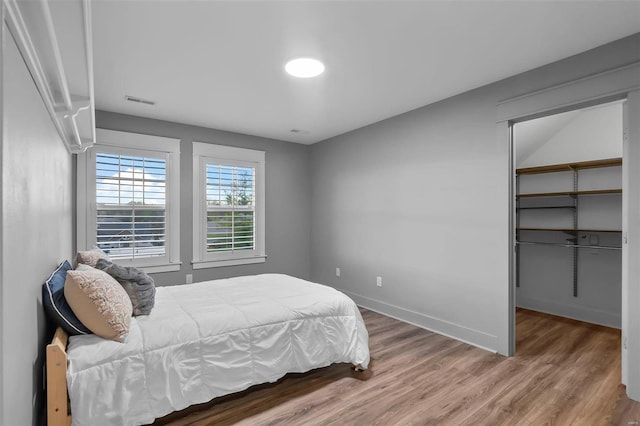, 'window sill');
137,262,182,273
192,255,267,269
